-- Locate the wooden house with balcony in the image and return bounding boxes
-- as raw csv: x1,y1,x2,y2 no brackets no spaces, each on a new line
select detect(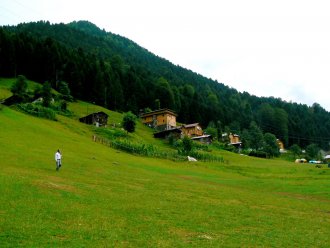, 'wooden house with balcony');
228,133,242,147
180,123,203,137
191,134,212,144
140,108,177,131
